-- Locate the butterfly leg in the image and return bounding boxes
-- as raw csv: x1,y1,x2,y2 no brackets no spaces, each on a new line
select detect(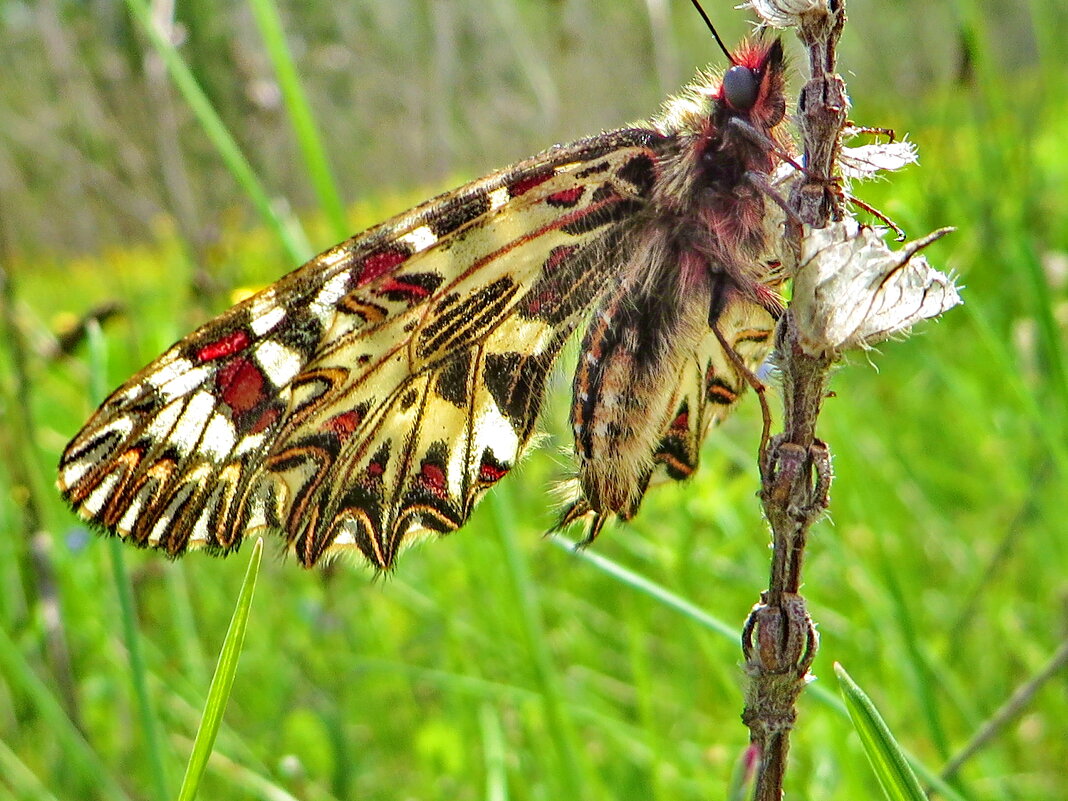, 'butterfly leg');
550,497,611,547
712,316,775,470
742,170,804,229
